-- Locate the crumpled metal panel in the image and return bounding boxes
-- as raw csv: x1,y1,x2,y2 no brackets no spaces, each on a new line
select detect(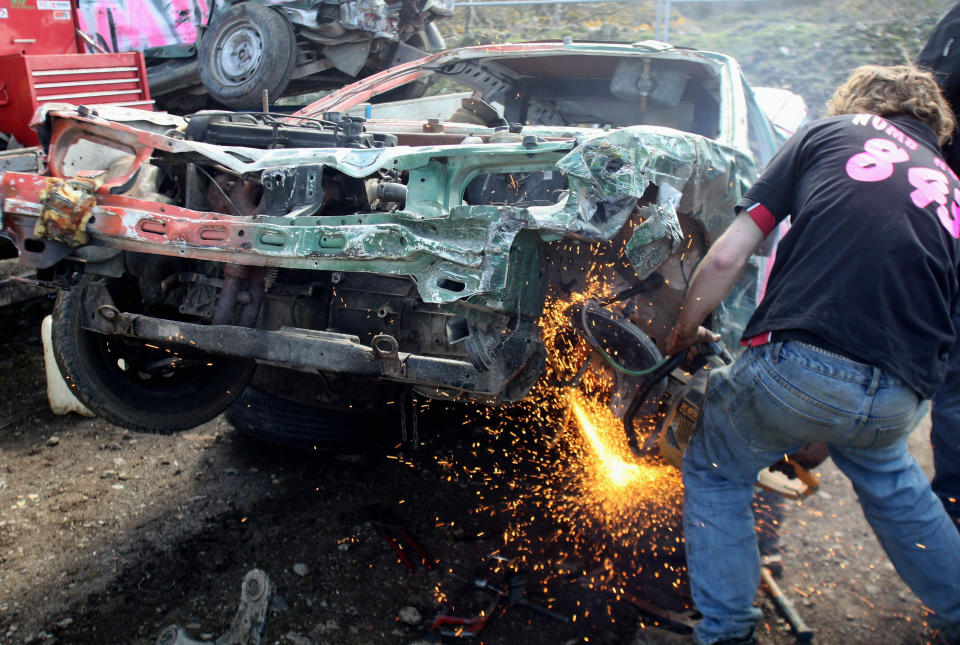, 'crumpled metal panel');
554,126,750,242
